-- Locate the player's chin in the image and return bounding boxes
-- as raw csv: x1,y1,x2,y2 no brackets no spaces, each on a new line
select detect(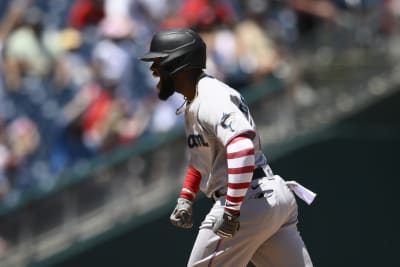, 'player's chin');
157,76,175,100
158,86,174,100
158,89,172,100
